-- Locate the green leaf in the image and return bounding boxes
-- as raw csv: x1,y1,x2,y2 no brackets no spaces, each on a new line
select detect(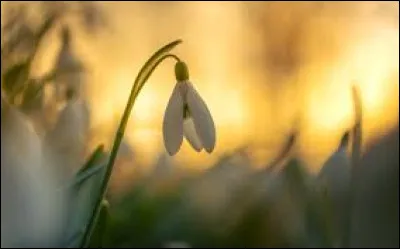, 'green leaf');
88,199,110,248
61,145,106,190
64,165,107,248
33,13,59,54
37,14,57,41
77,145,106,176
2,61,30,99
62,145,107,247
68,163,106,190
19,80,44,111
